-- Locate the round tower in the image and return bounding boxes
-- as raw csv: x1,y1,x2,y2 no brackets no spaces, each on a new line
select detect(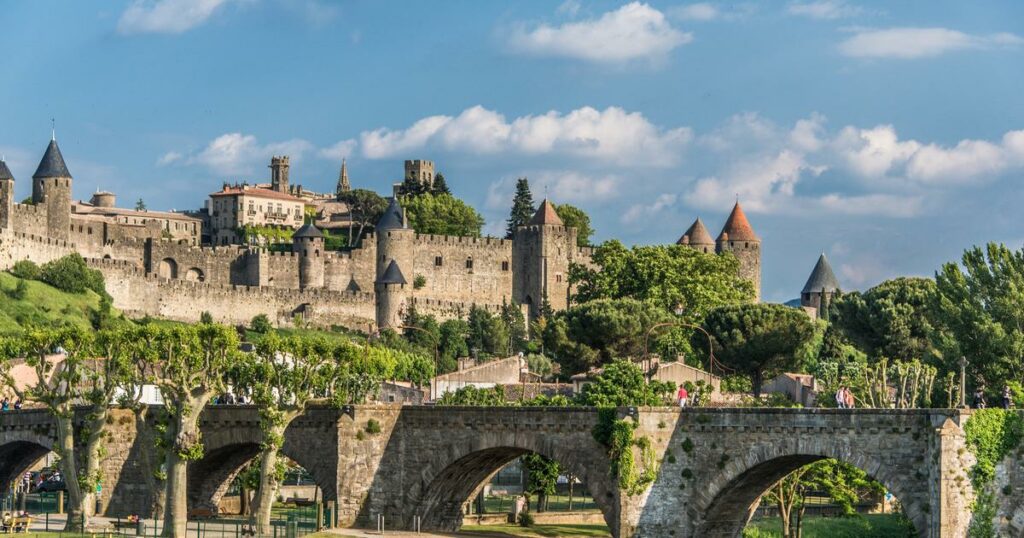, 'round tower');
375,259,409,332
375,197,415,280
32,139,73,241
90,191,116,208
293,223,325,290
677,217,715,254
0,158,14,230
715,202,761,301
800,253,840,320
